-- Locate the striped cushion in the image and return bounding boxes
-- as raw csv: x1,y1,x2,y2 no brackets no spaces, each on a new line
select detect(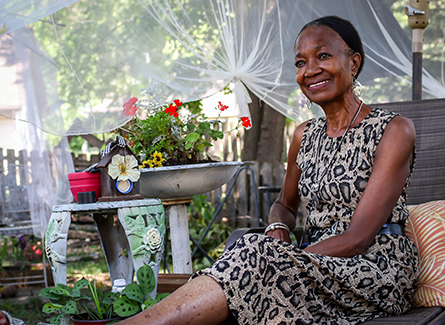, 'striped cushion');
406,200,445,307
